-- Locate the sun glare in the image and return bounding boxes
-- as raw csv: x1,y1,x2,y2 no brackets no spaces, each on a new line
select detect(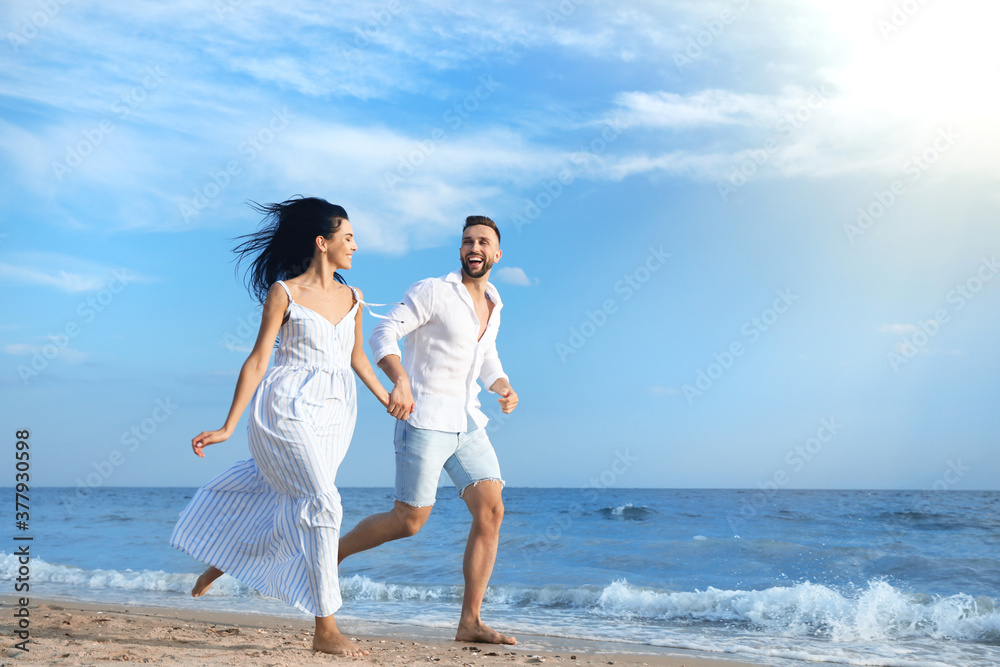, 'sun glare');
815,1,1000,125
